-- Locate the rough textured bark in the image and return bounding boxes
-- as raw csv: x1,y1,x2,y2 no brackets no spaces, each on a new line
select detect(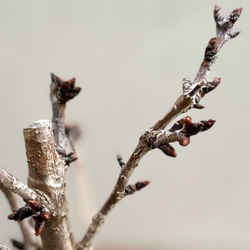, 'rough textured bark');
23,120,76,250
